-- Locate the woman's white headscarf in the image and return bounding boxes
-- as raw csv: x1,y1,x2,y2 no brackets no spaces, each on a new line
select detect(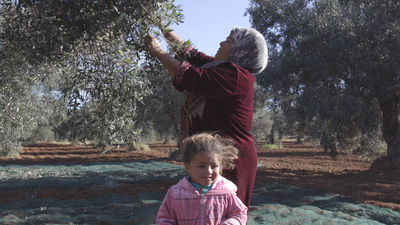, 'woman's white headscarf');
228,27,268,74
201,27,268,74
